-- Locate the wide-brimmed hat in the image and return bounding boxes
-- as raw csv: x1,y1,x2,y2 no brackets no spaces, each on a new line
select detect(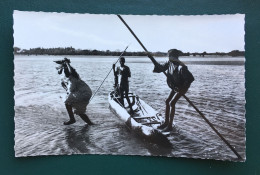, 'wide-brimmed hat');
168,49,181,57
168,49,185,65
54,57,71,64
63,57,70,63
